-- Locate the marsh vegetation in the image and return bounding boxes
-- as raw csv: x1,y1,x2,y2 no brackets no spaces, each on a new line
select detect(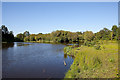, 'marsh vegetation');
64,40,118,78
